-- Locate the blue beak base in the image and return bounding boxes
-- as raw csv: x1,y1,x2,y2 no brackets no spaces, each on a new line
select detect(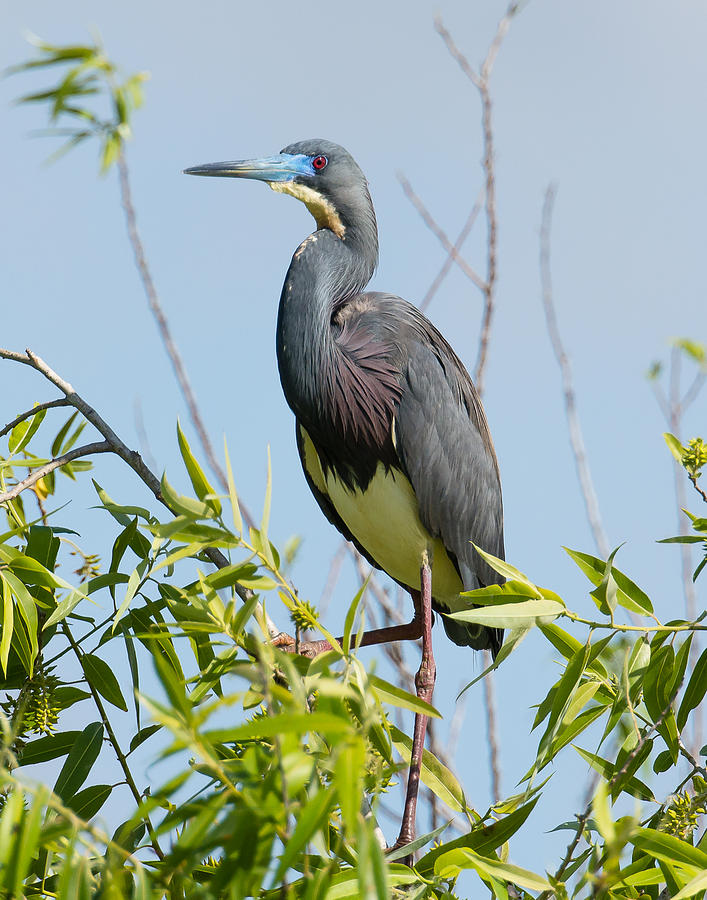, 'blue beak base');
183,153,314,183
